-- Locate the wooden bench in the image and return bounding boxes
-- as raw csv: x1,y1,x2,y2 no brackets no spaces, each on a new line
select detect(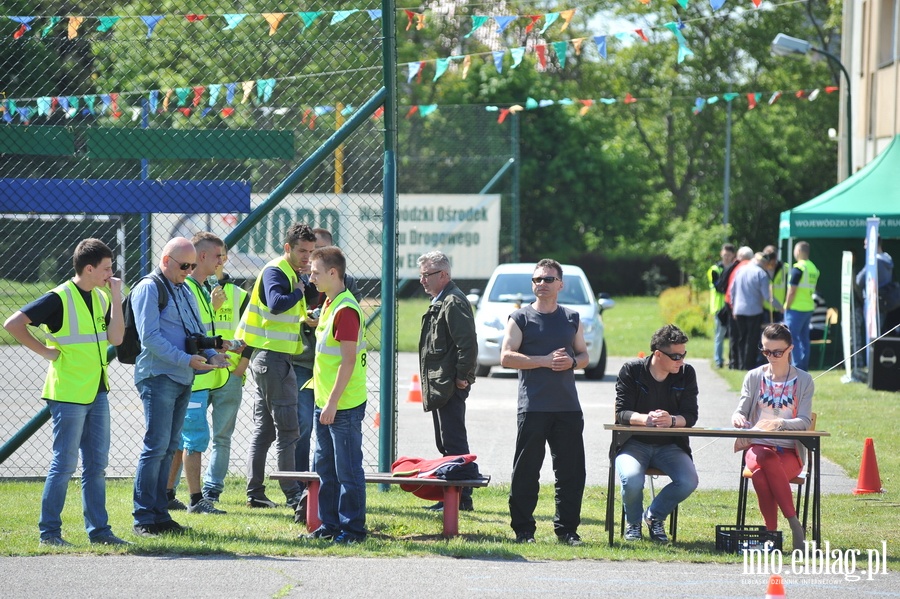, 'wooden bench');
270,471,491,537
